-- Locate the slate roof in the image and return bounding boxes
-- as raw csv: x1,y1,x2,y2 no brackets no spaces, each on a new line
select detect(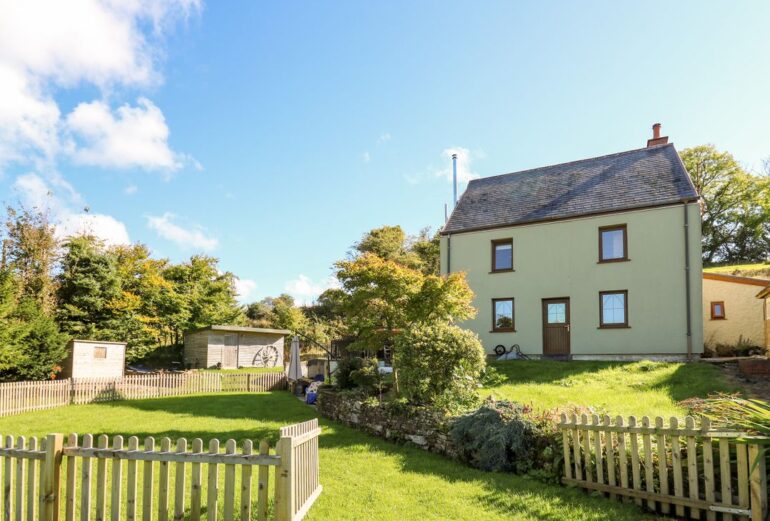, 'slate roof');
442,144,699,234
